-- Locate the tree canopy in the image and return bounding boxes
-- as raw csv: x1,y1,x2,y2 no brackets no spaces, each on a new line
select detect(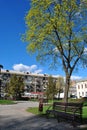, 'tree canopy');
45,76,57,100
23,0,87,102
5,75,24,100
0,64,3,69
